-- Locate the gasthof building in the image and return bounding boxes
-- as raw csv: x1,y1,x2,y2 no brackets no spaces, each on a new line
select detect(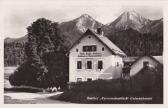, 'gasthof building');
69,28,126,82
